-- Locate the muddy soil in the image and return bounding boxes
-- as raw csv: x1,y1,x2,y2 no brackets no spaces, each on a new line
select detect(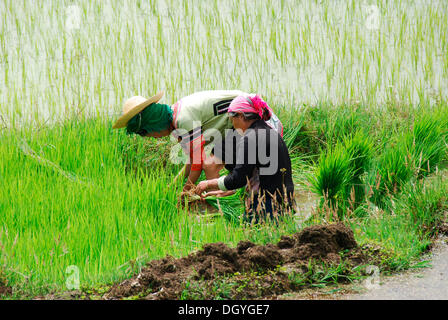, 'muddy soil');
105,223,363,300
0,284,12,297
